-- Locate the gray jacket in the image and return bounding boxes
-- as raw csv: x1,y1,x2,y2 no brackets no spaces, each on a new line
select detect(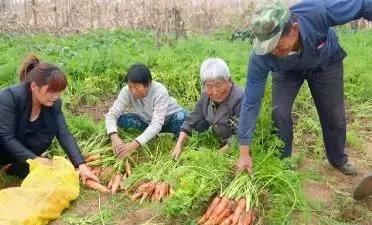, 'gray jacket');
181,83,244,142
